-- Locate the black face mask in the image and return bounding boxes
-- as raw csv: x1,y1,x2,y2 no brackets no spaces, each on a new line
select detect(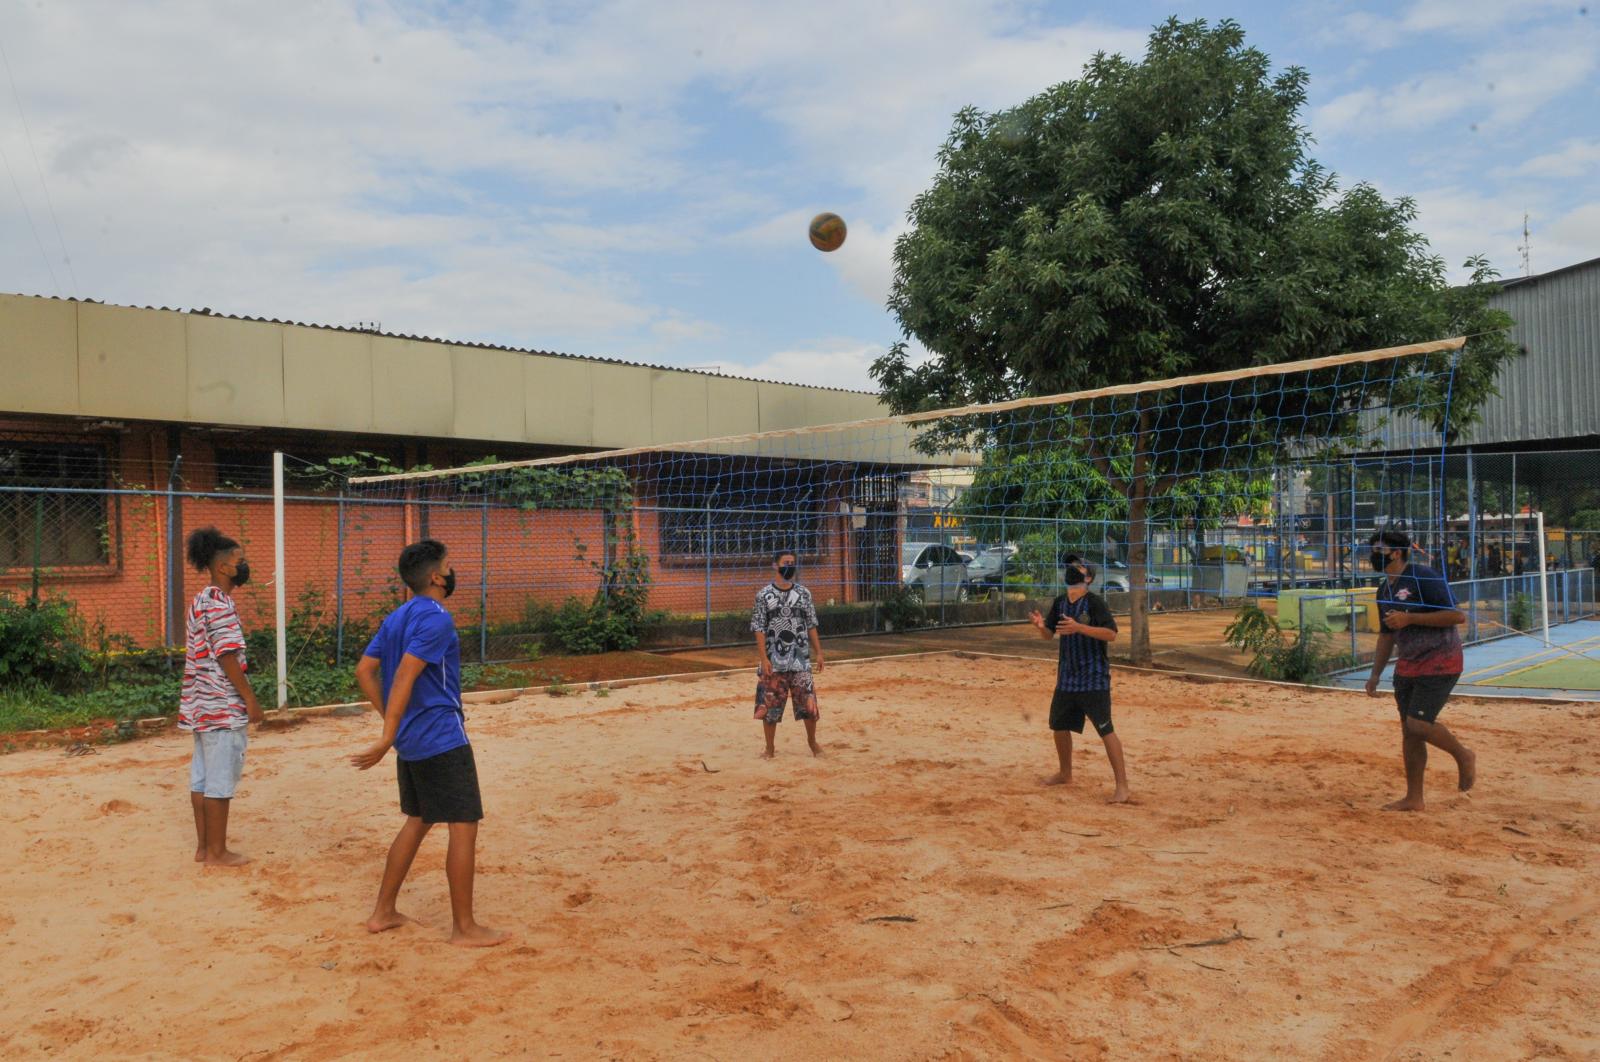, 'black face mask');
1064,565,1087,586
439,570,457,598
777,564,797,582
230,560,251,587
1371,549,1397,572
